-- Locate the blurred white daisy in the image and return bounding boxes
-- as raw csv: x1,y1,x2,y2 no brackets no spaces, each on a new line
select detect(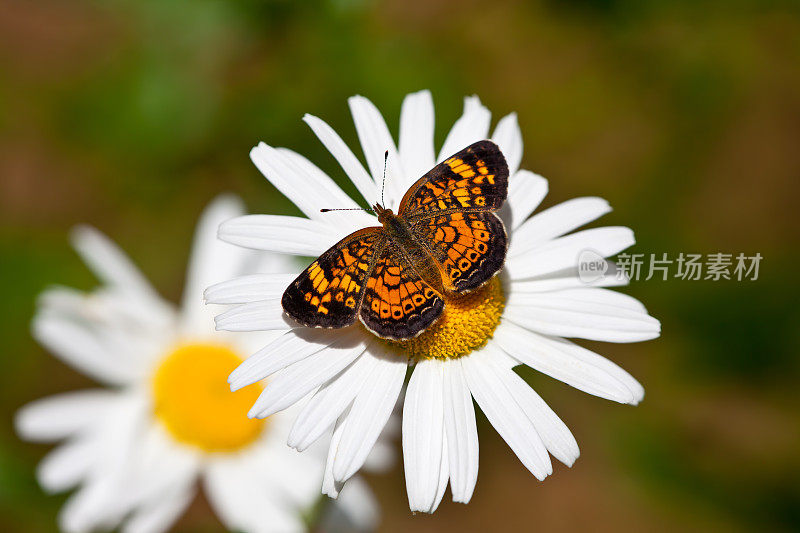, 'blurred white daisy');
207,91,661,513
15,195,385,533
